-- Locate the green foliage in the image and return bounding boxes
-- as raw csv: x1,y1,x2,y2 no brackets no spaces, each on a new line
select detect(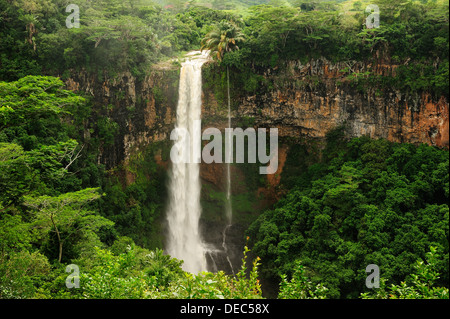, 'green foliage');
226,0,447,98
33,243,263,299
99,142,167,248
232,244,263,298
0,0,226,79
0,76,83,141
278,261,329,299
0,73,113,299
0,0,46,81
0,143,36,208
0,250,51,299
1,0,447,99
153,244,263,299
96,117,119,147
0,1,448,301
144,248,184,288
0,76,100,195
361,247,449,299
247,135,449,298
0,213,33,257
80,246,150,299
24,188,113,263
201,20,245,62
